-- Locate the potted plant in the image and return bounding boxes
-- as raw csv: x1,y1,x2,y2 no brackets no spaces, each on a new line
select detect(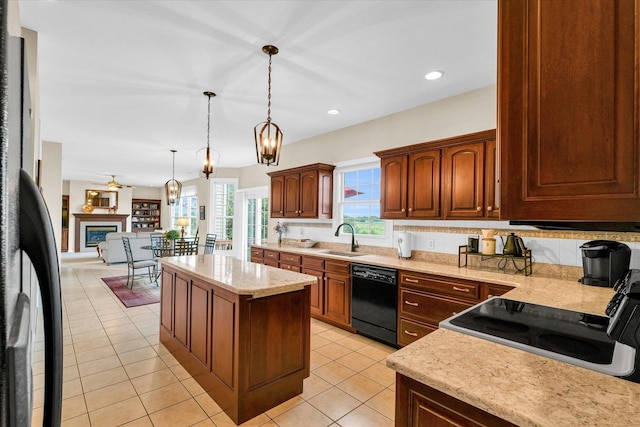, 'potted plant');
164,229,180,240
